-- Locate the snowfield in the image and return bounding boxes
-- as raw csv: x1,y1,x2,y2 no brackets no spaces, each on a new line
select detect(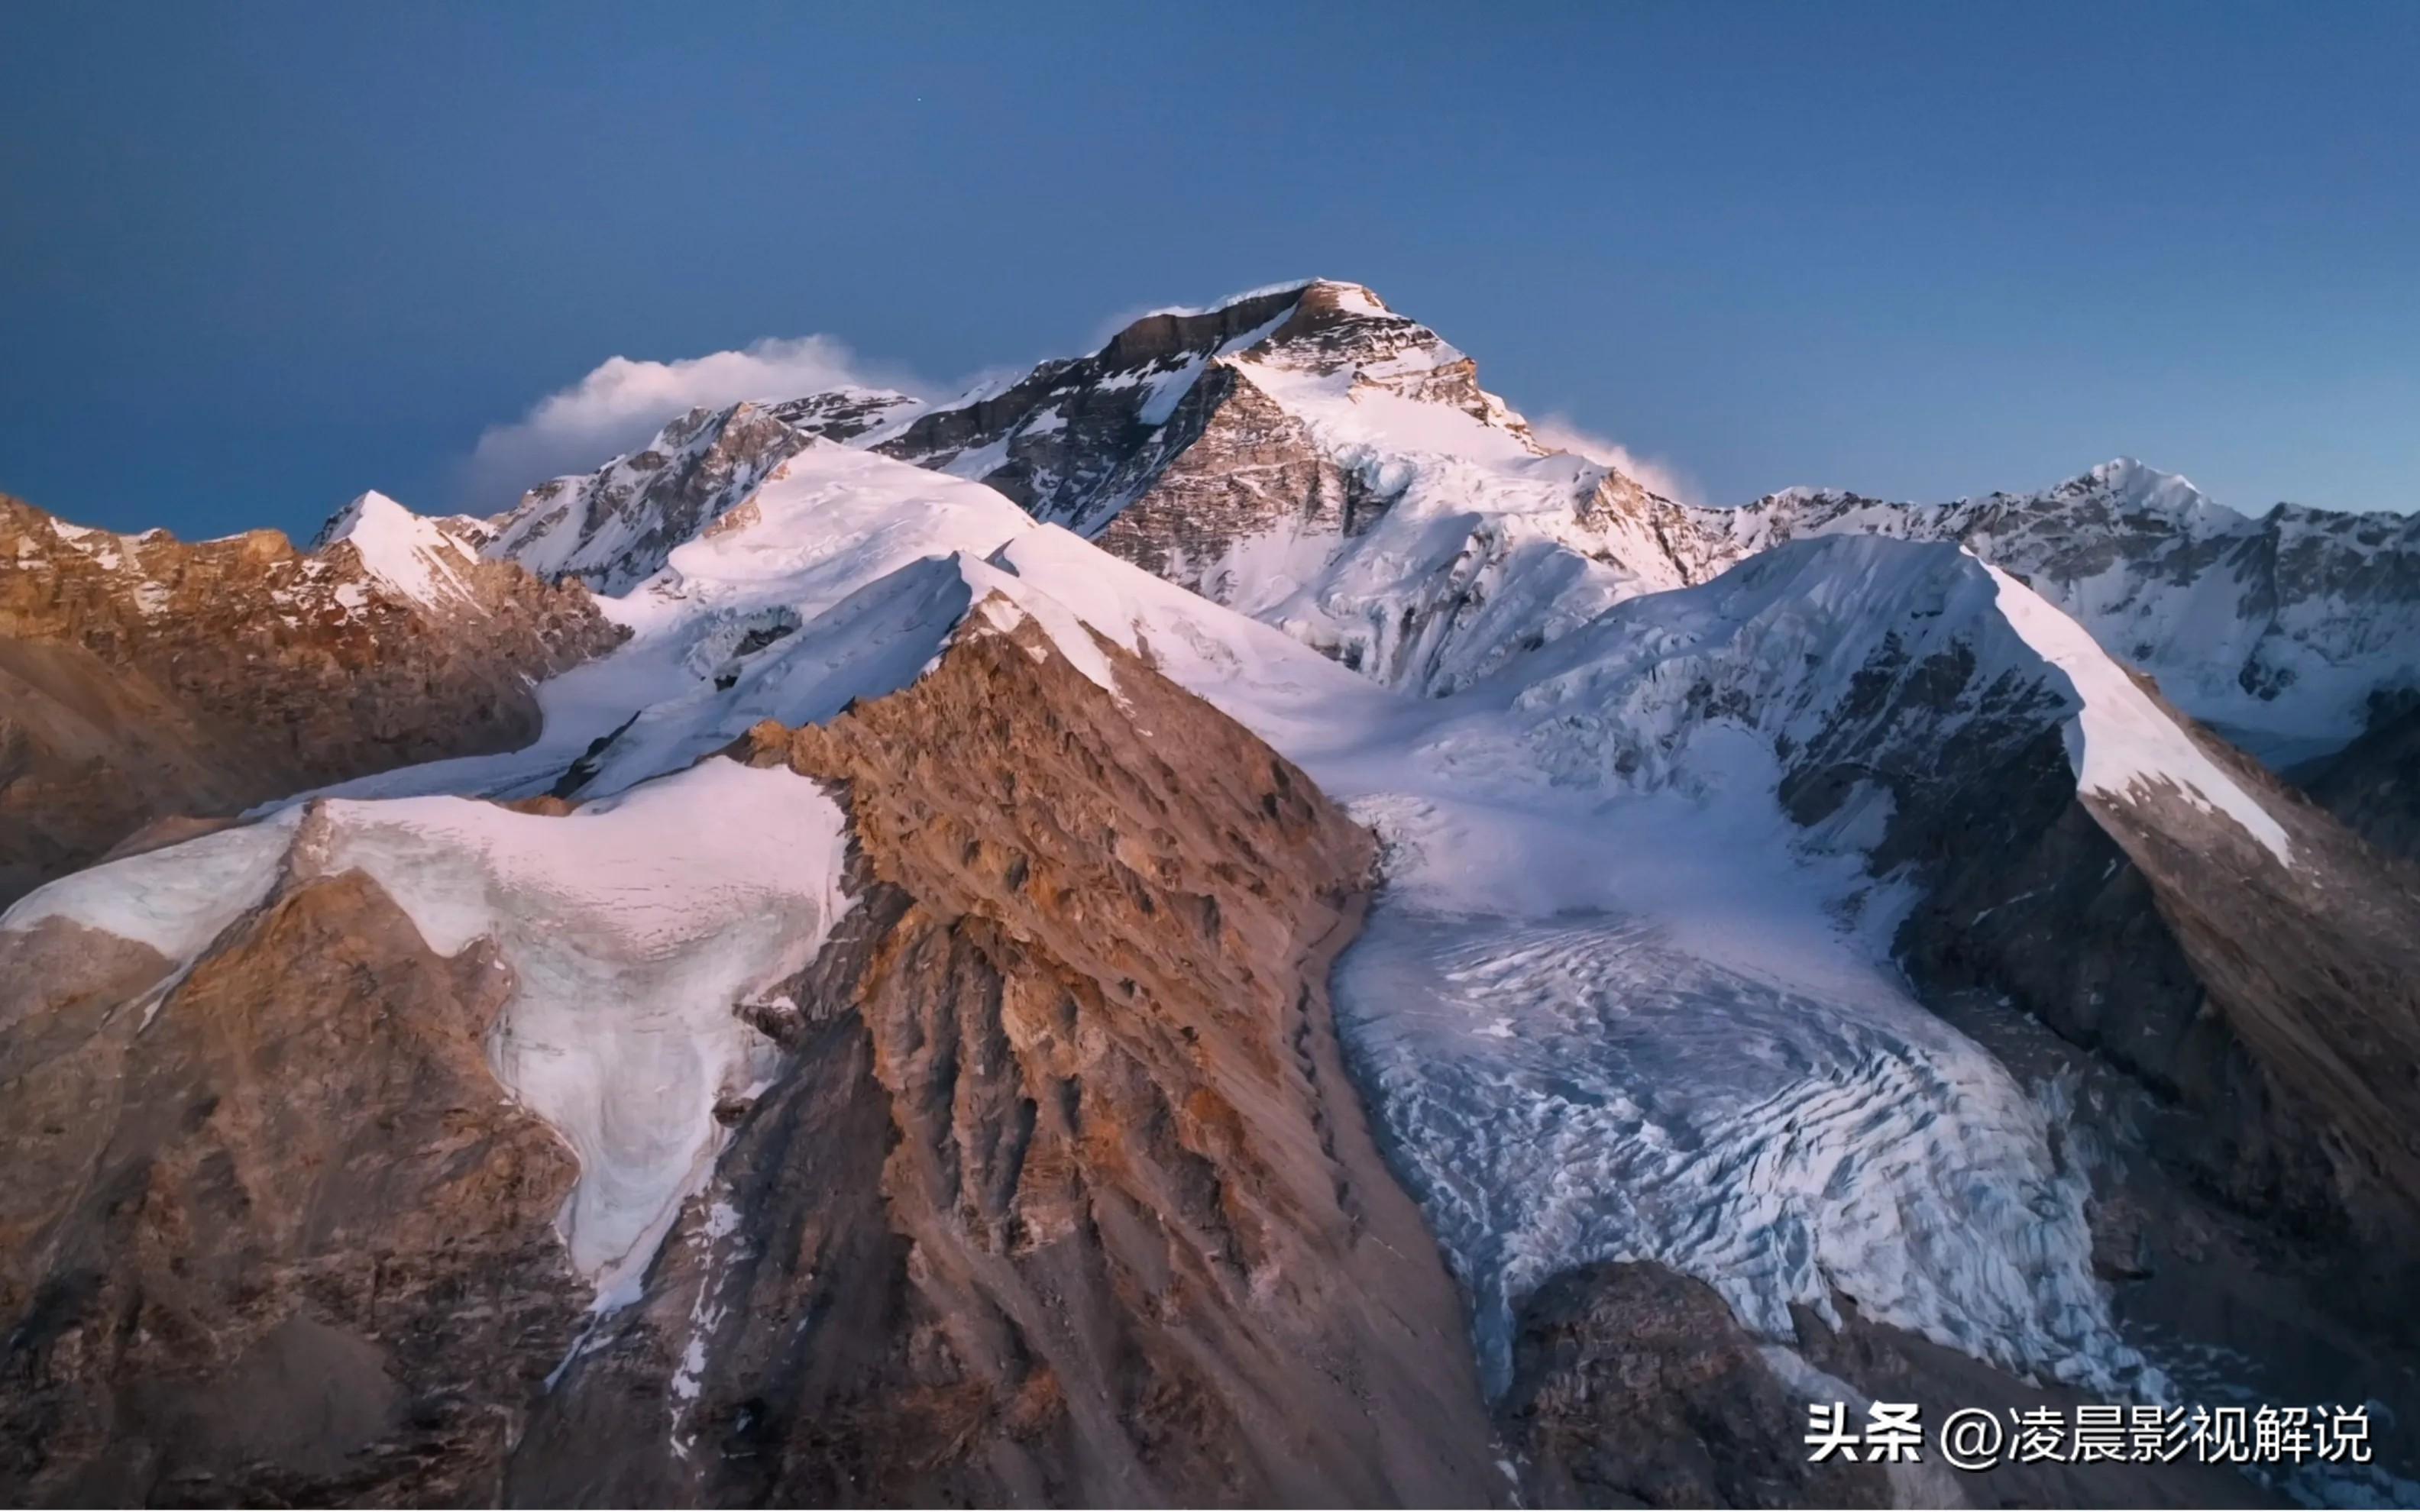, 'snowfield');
290,444,1043,806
